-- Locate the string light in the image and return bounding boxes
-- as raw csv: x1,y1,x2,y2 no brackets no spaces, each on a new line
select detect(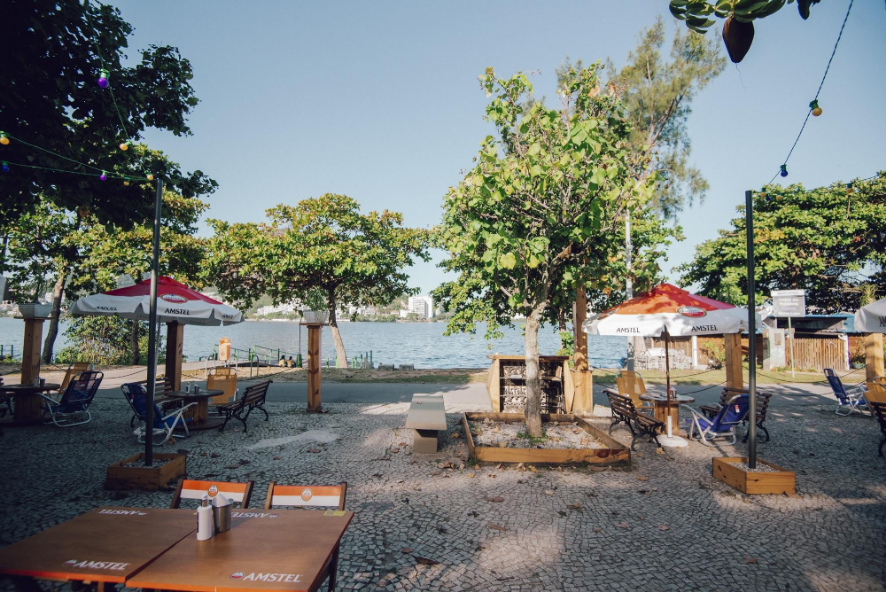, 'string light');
146,173,154,181
0,132,9,146
809,100,822,117
119,141,130,151
780,165,788,178
97,68,110,89
123,177,130,186
99,171,107,181
846,183,854,194
1,161,9,173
